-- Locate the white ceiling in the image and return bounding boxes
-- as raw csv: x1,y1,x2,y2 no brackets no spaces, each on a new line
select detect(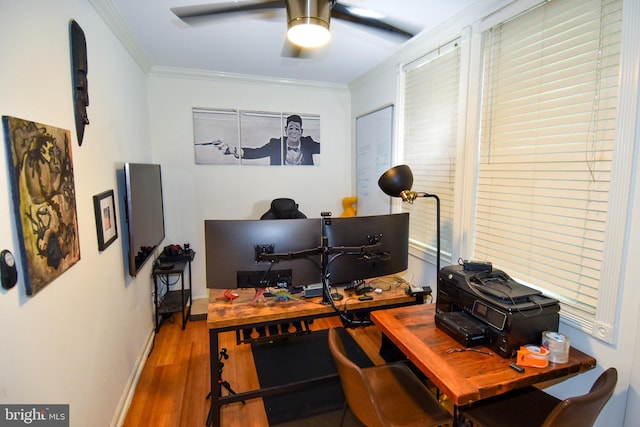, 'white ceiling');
100,0,477,84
